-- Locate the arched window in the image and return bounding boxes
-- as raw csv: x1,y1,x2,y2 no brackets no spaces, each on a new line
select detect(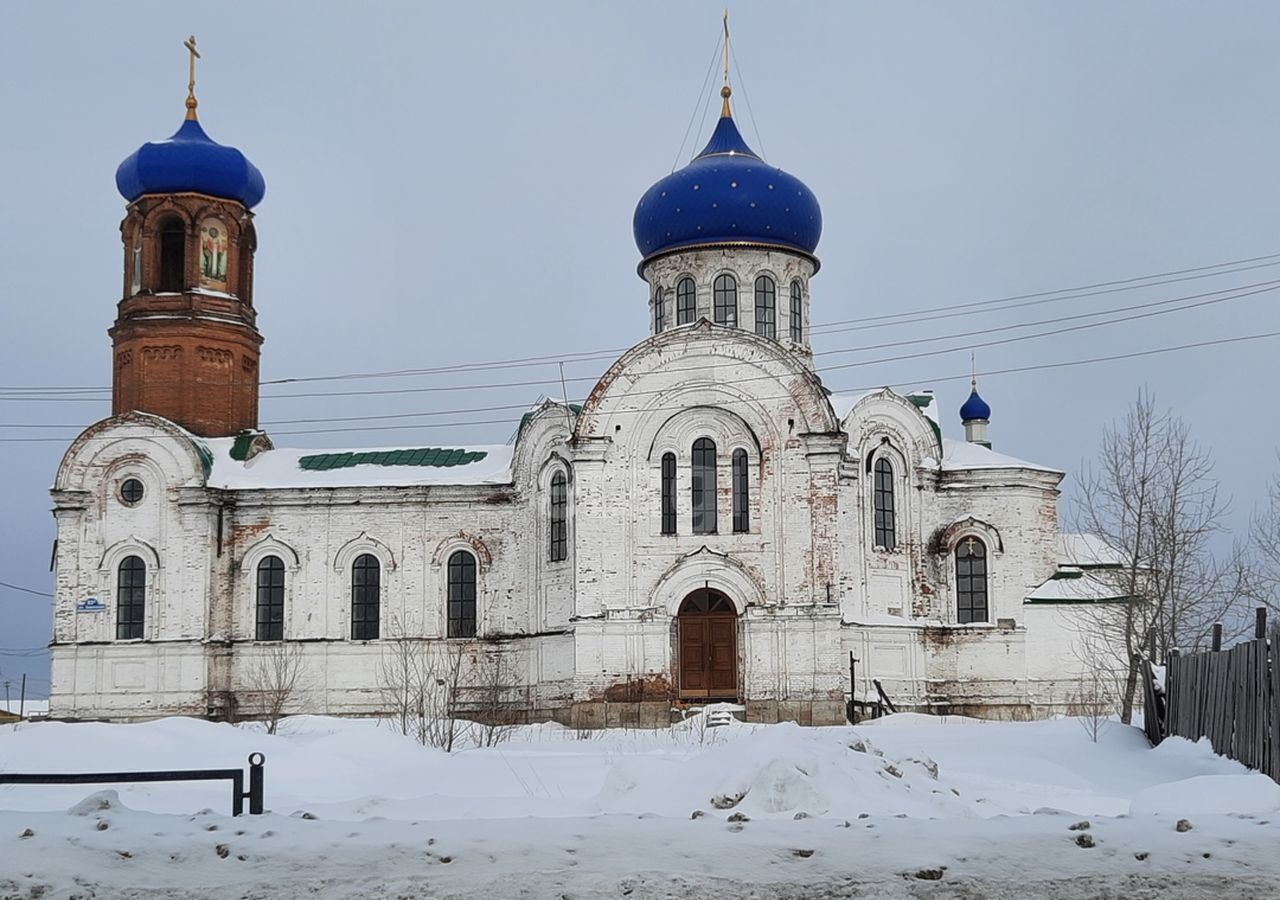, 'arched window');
692,438,717,534
157,218,185,292
351,554,380,640
447,551,477,637
732,449,749,533
956,538,989,624
873,458,896,550
255,556,285,641
661,452,677,535
754,276,776,338
653,286,666,334
116,555,146,640
713,274,737,326
677,277,696,325
549,471,568,562
790,281,803,342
